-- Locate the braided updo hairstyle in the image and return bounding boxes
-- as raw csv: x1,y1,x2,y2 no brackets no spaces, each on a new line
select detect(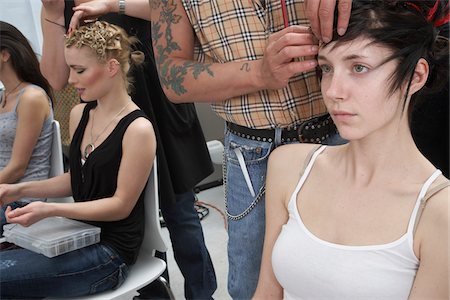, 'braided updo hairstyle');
65,21,144,93
325,0,449,119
